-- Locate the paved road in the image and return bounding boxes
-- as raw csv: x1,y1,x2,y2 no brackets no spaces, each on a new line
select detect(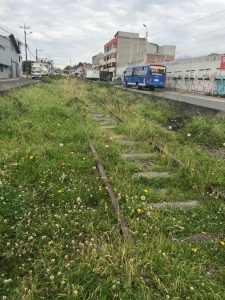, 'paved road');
0,78,39,93
116,86,225,112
